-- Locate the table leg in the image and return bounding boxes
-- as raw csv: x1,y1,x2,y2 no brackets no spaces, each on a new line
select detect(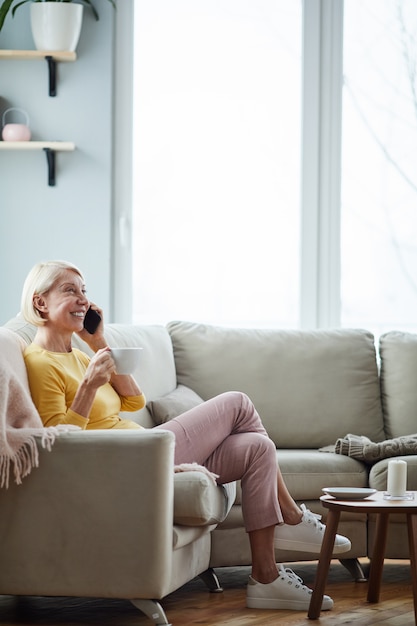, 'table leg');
407,513,417,624
367,512,389,603
308,509,341,620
